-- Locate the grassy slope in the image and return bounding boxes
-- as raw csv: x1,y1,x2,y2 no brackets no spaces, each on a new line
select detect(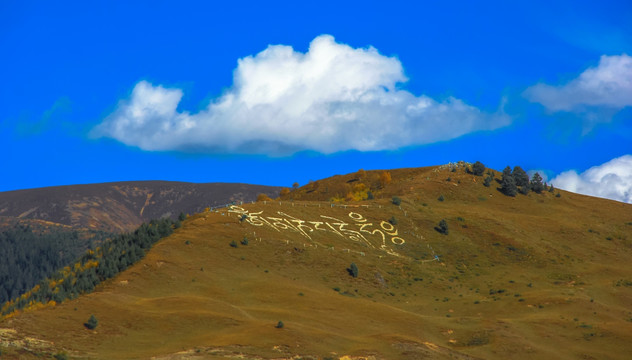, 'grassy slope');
1,166,631,359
